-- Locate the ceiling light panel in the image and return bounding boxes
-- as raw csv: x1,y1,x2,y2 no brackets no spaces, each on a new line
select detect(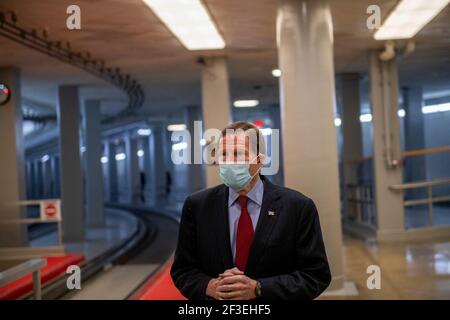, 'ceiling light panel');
374,0,450,40
143,0,225,50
